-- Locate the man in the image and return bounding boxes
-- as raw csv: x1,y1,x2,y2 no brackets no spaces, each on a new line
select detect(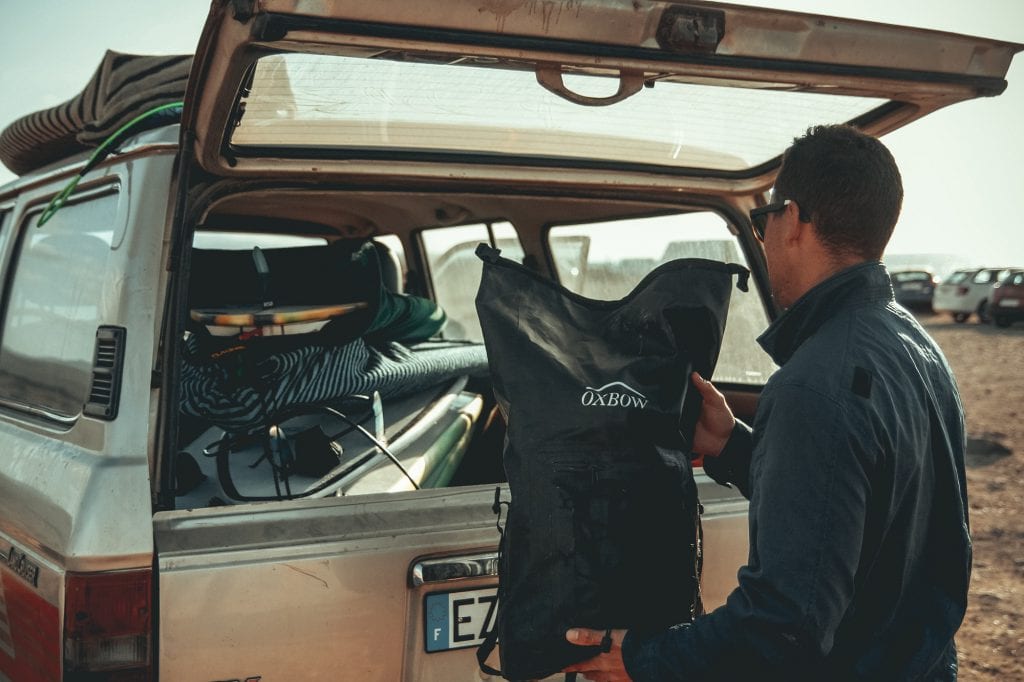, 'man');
564,125,970,680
